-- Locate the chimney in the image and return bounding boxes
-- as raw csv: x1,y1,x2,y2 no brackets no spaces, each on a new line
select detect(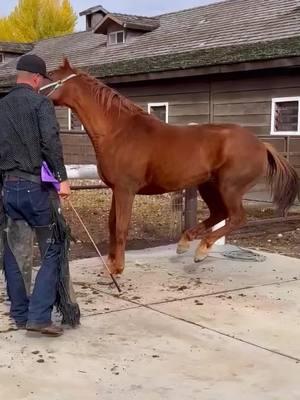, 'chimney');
79,5,109,31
